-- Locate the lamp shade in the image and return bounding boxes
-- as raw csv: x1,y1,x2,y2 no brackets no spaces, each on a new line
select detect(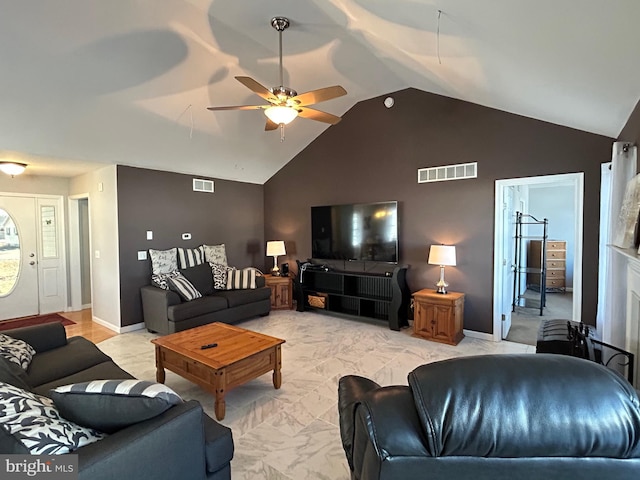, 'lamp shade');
266,240,286,257
264,106,298,125
0,162,27,176
428,245,456,266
